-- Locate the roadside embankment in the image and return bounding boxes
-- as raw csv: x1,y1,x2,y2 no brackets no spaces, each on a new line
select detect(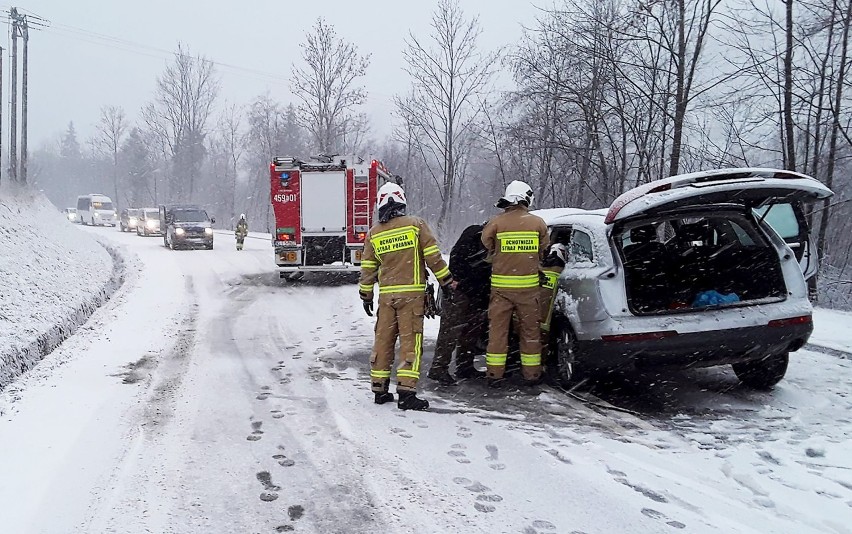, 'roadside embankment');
0,187,122,389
